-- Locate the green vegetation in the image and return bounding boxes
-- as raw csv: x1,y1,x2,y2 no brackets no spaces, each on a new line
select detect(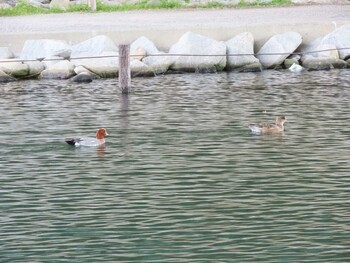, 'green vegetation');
97,0,182,12
0,0,292,16
237,0,291,6
0,0,92,15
